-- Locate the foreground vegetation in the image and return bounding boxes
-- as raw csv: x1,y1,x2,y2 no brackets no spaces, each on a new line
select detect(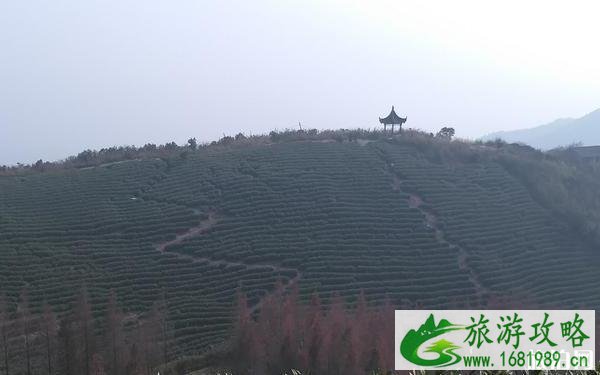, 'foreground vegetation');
0,287,169,375
227,285,393,375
